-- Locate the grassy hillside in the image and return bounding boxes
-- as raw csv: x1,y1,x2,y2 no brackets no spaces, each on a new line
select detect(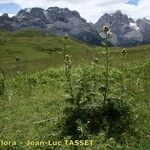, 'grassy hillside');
0,30,150,150
0,30,92,75
0,30,150,75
